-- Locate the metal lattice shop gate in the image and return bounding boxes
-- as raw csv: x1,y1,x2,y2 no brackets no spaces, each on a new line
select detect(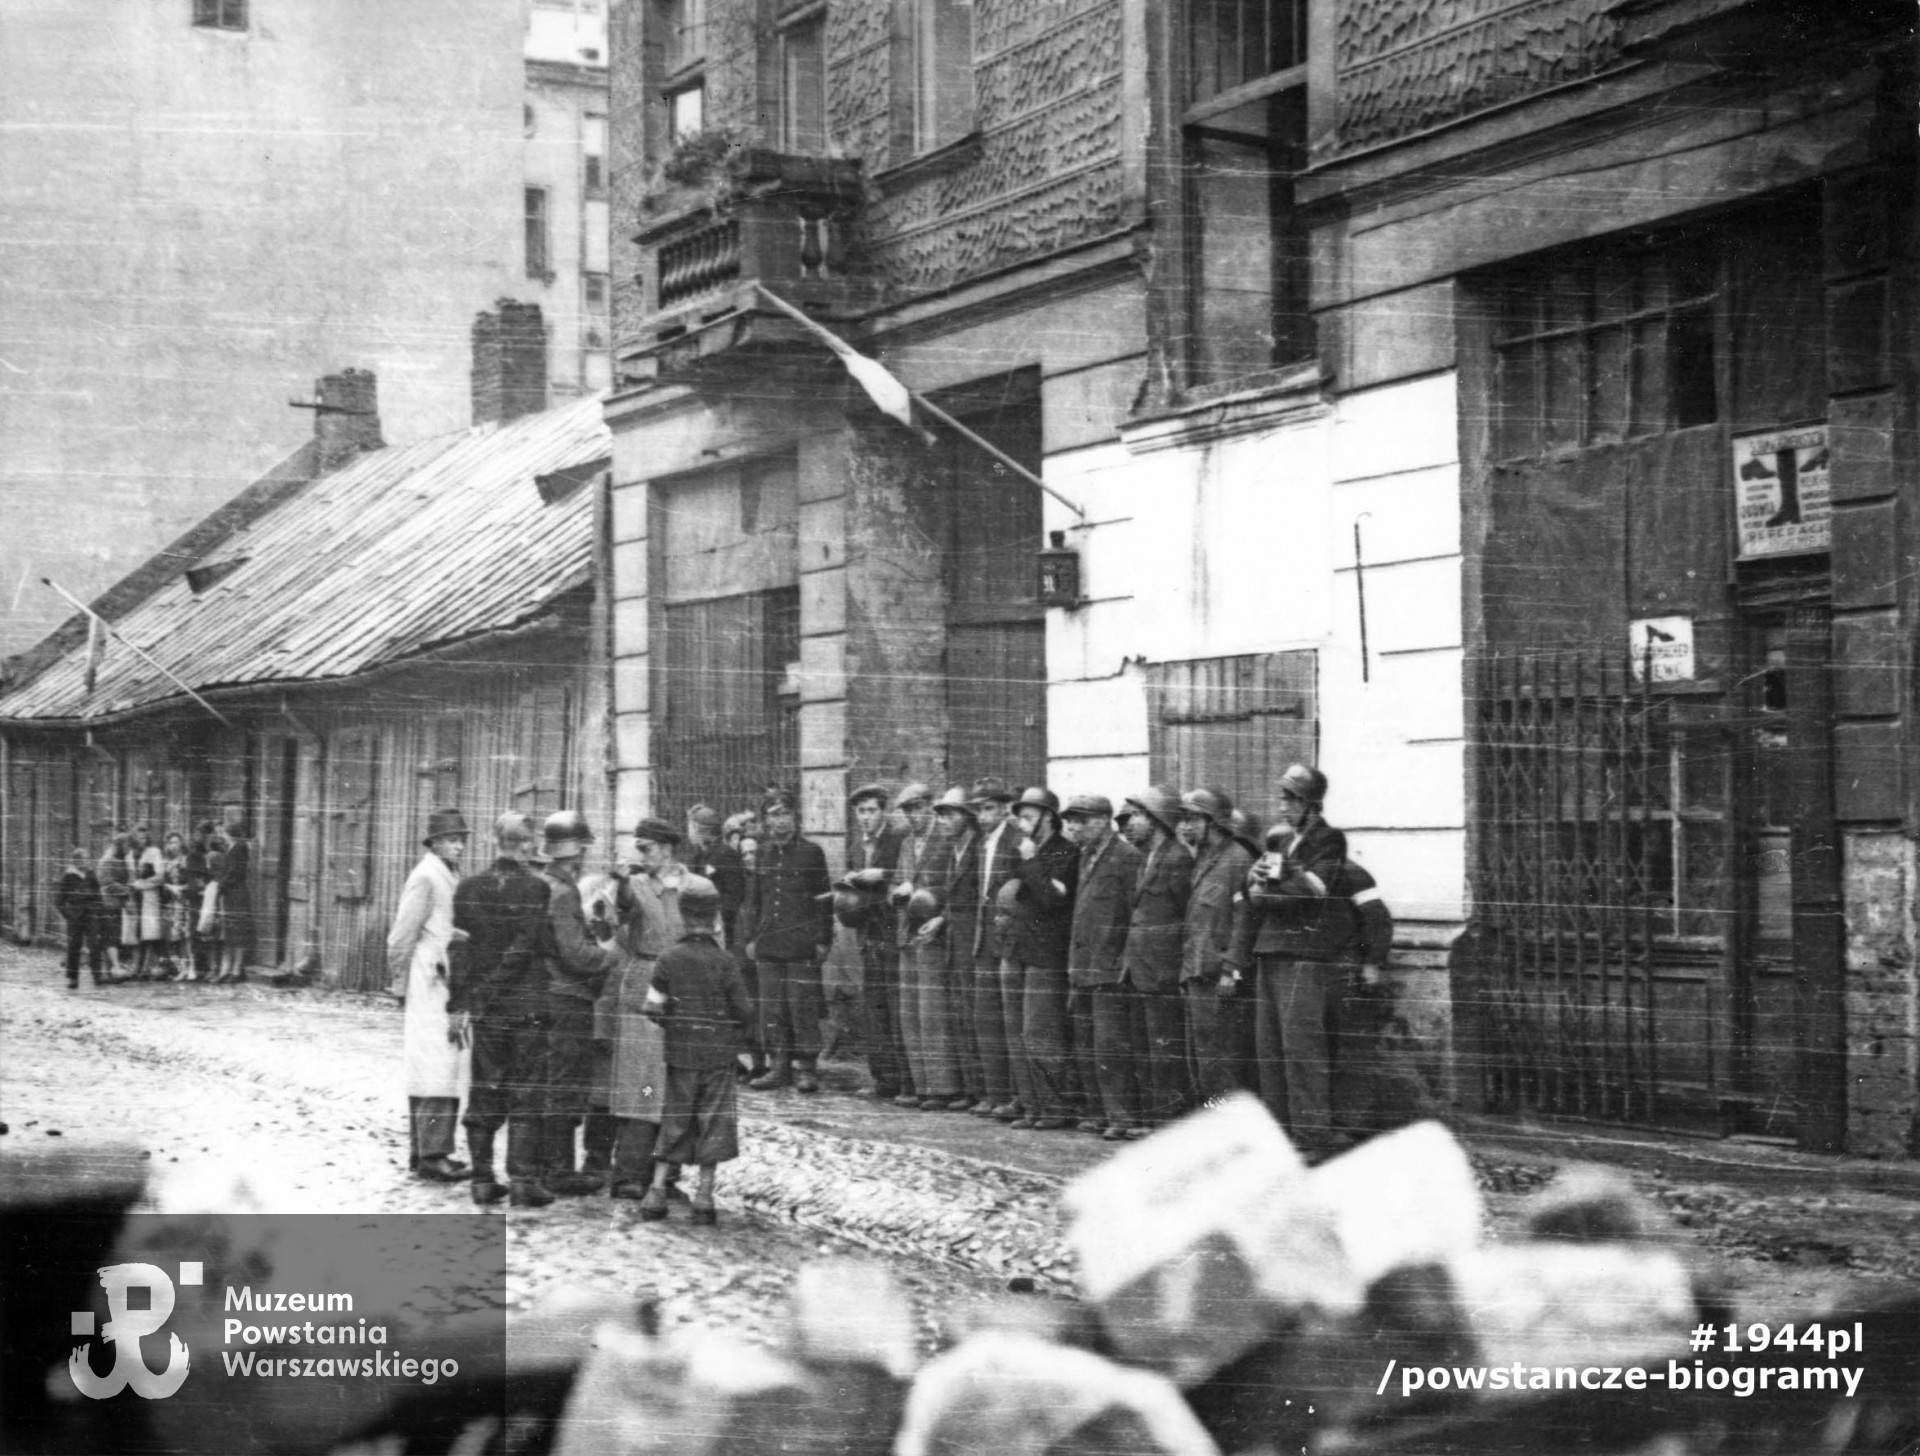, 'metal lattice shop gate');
1470,651,1792,1131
